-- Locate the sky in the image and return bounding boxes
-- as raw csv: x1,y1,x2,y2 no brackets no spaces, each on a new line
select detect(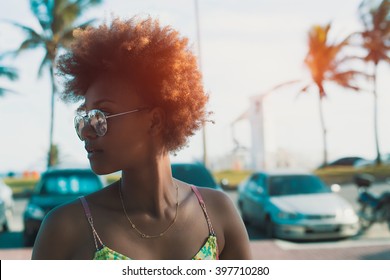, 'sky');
0,0,390,173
